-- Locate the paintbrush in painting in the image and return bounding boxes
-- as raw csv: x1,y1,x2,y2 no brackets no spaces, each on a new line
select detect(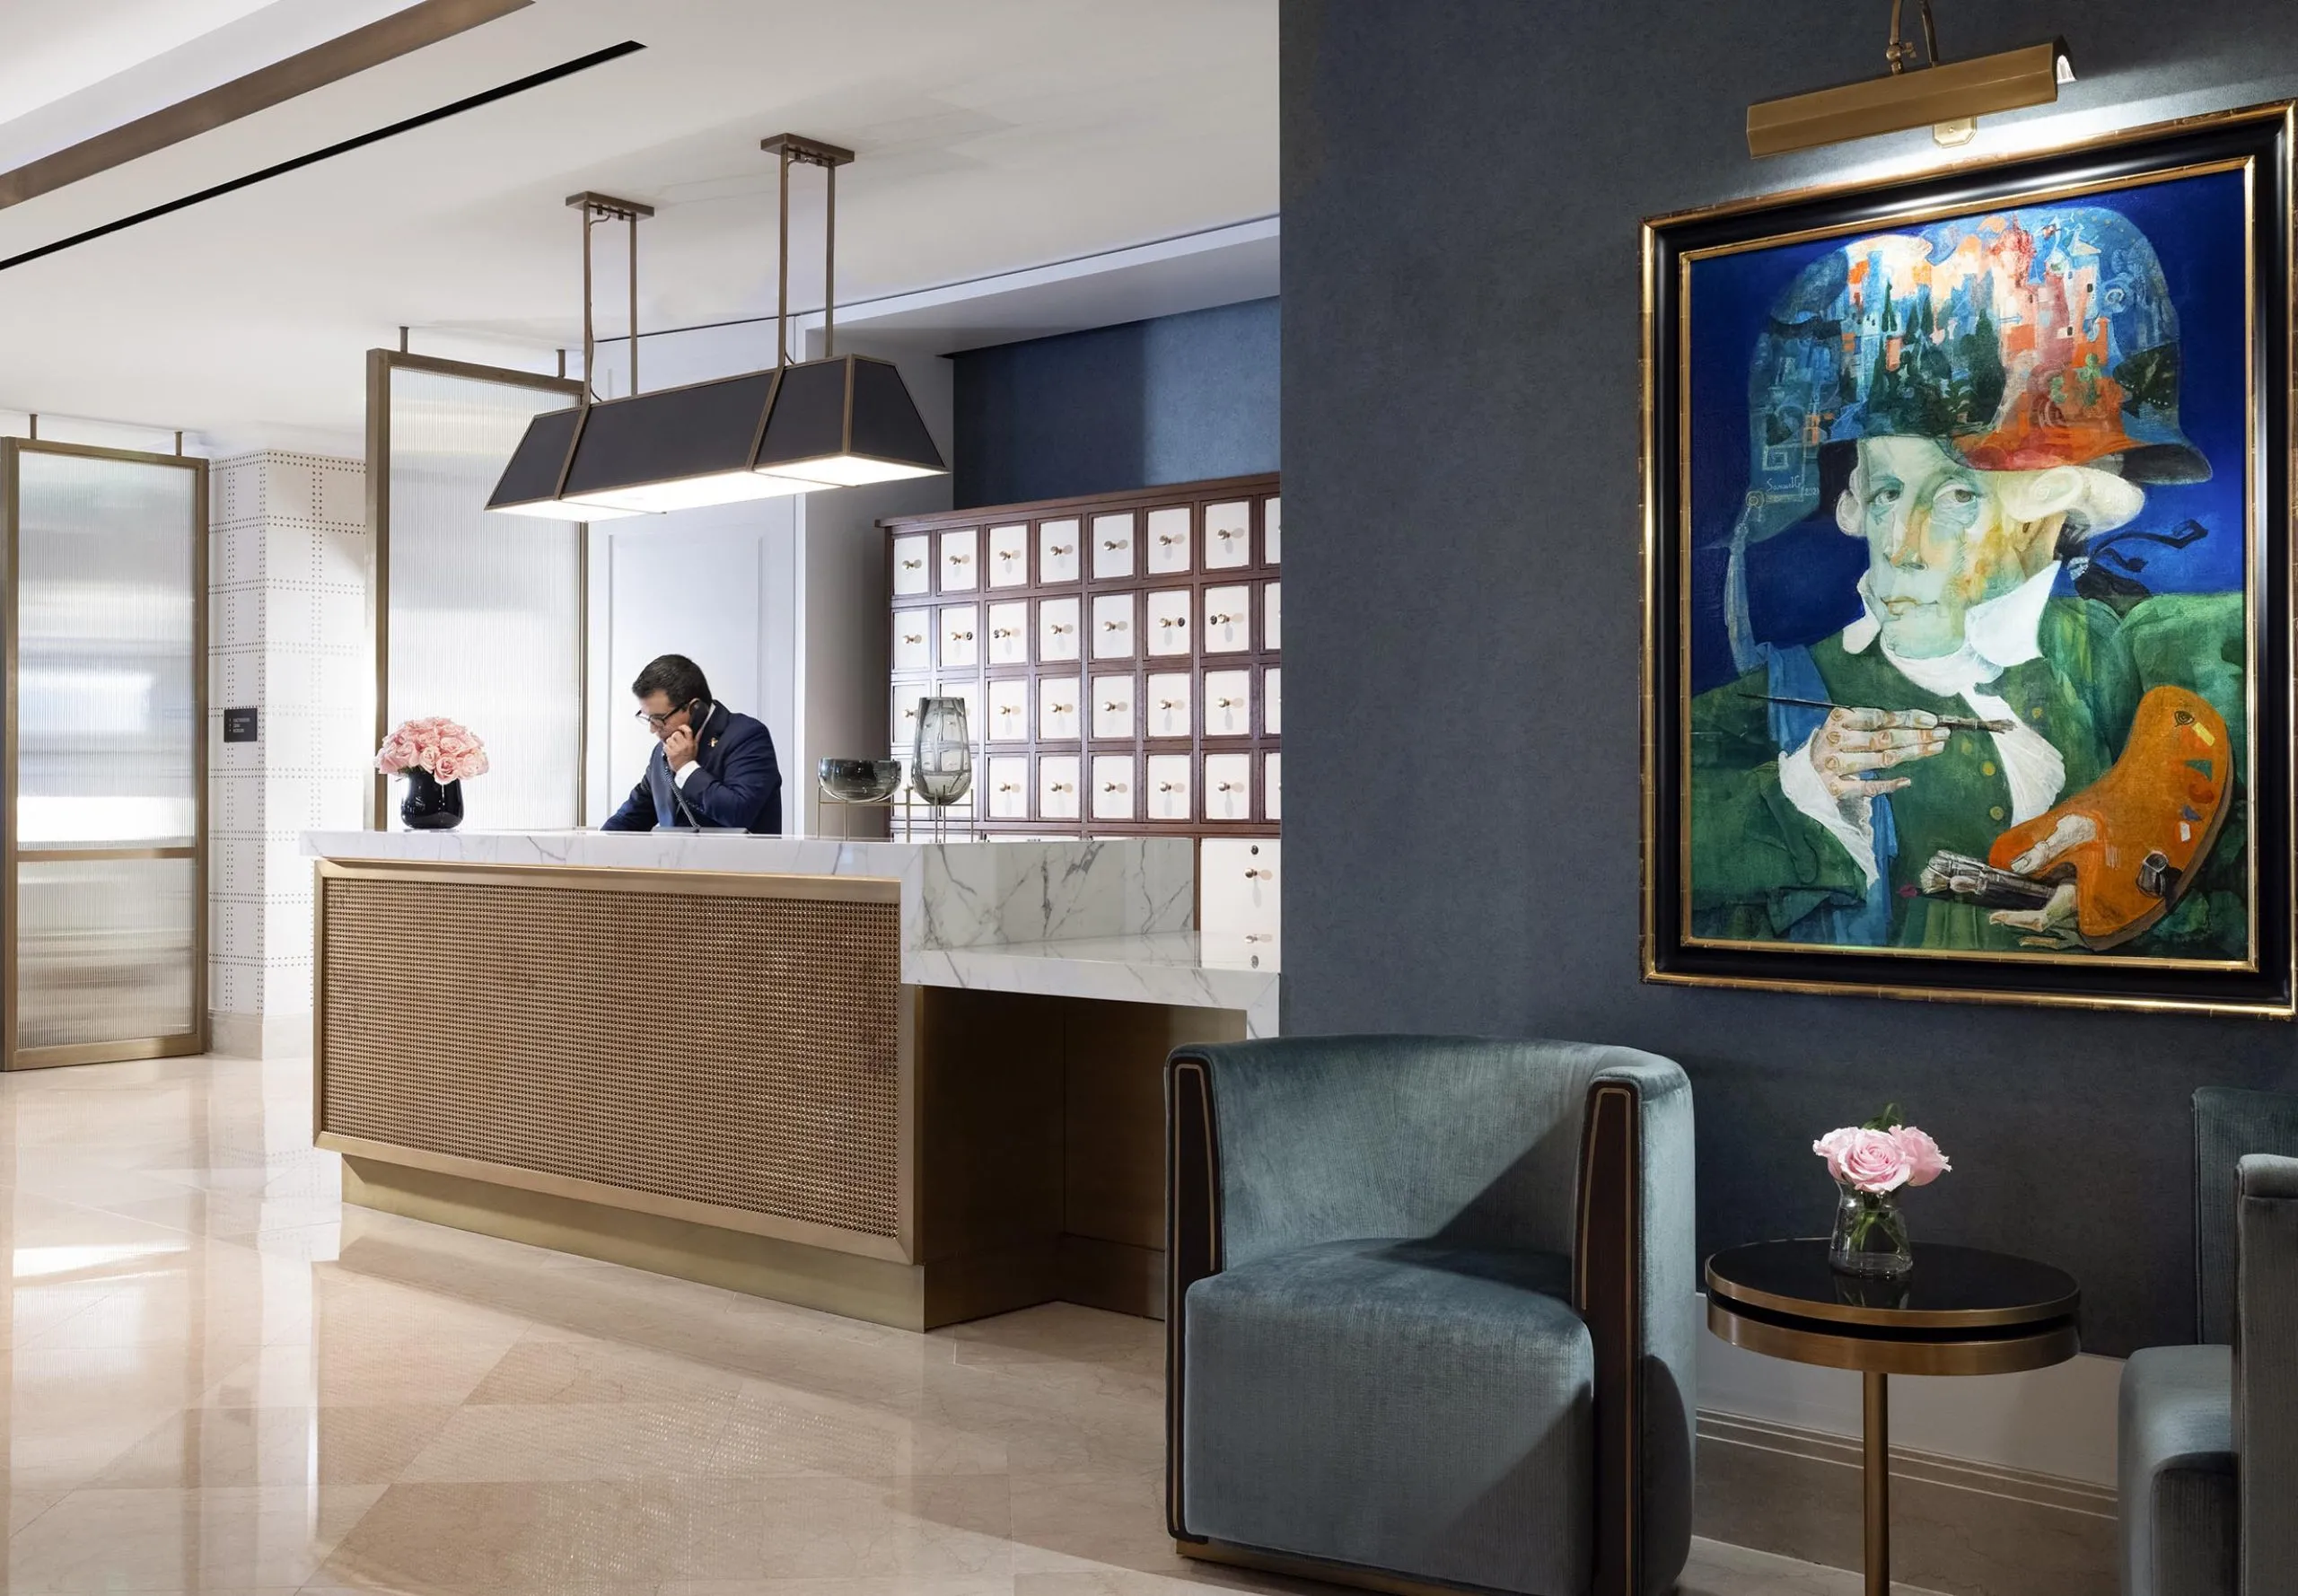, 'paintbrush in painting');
1739,693,2016,734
